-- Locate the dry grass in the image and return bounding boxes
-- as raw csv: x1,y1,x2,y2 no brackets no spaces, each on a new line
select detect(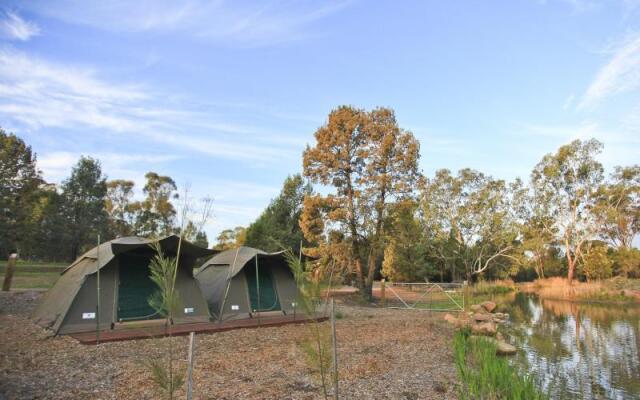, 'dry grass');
521,277,639,302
